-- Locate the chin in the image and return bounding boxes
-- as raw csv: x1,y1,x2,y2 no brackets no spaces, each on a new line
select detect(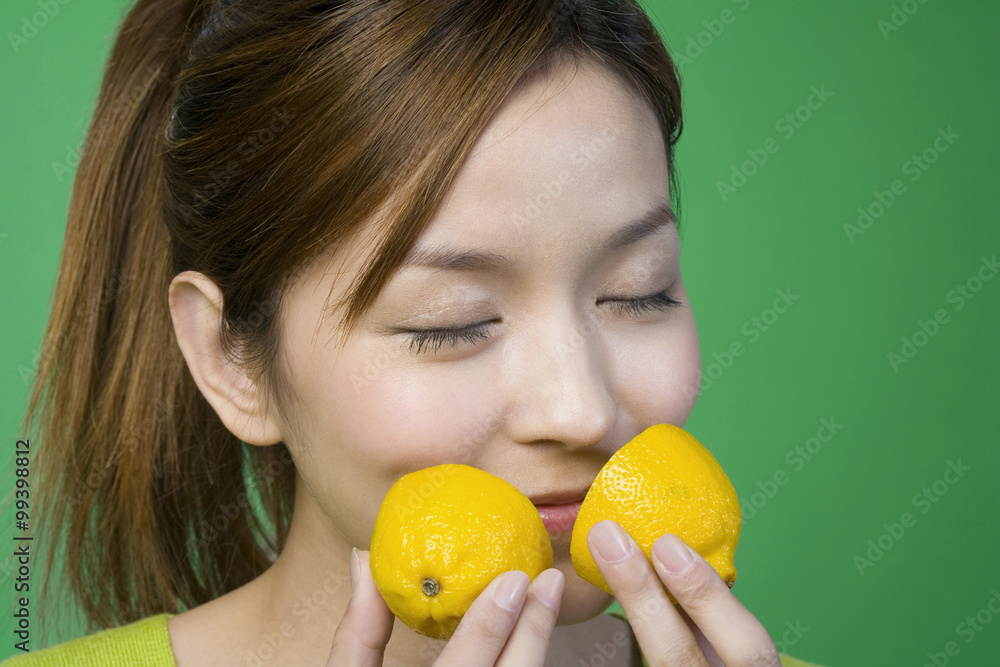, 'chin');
551,548,616,626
